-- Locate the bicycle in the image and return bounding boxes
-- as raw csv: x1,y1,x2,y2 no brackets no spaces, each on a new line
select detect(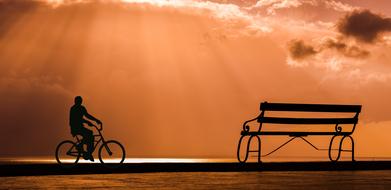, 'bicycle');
55,124,125,168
